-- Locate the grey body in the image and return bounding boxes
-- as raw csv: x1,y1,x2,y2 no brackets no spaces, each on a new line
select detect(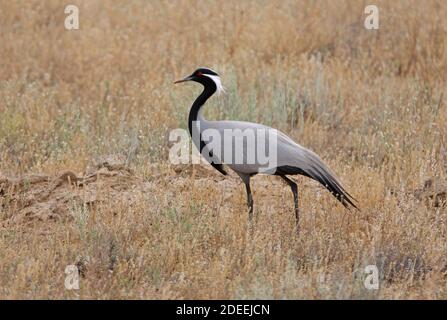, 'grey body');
199,118,332,176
